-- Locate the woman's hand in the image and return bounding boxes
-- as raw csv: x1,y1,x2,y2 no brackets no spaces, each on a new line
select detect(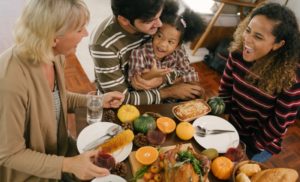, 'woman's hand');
102,91,124,108
62,150,110,180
